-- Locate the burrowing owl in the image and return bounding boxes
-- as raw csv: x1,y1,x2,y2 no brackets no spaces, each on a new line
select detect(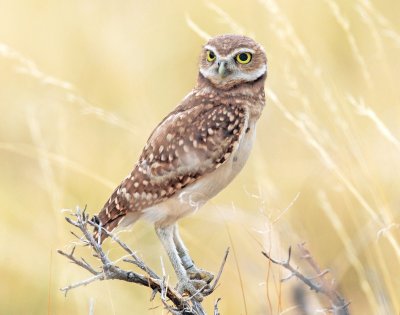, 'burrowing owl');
93,34,267,301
